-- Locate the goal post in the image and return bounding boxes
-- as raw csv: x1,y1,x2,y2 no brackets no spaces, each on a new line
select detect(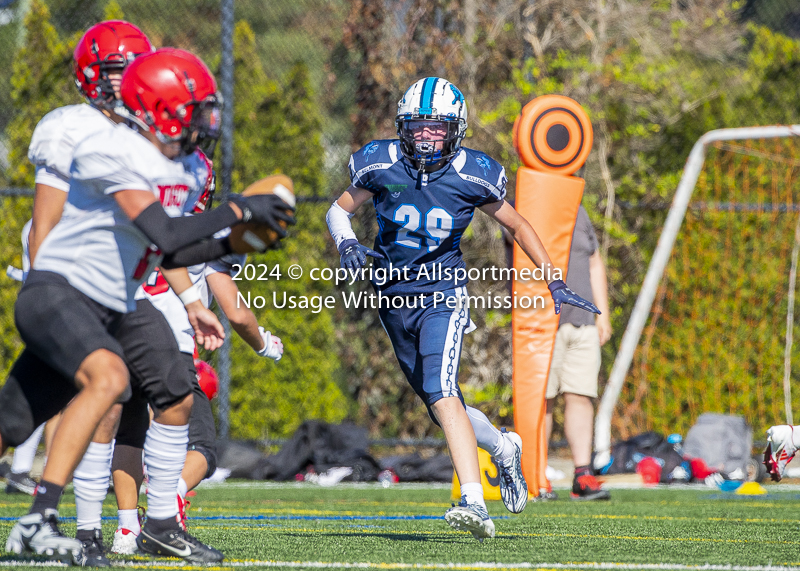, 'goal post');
594,125,800,471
